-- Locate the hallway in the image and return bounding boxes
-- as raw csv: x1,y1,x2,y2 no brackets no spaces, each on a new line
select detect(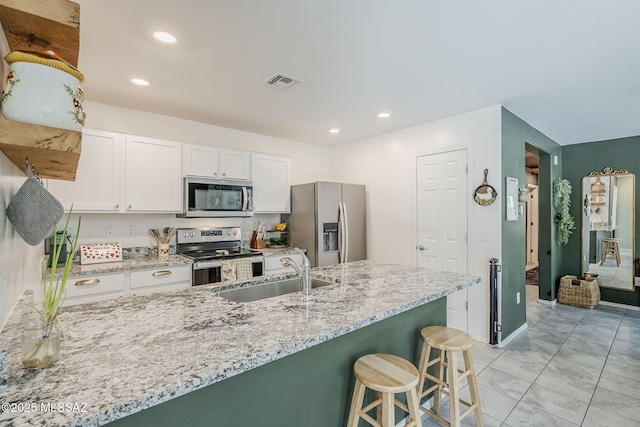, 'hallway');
422,298,640,426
